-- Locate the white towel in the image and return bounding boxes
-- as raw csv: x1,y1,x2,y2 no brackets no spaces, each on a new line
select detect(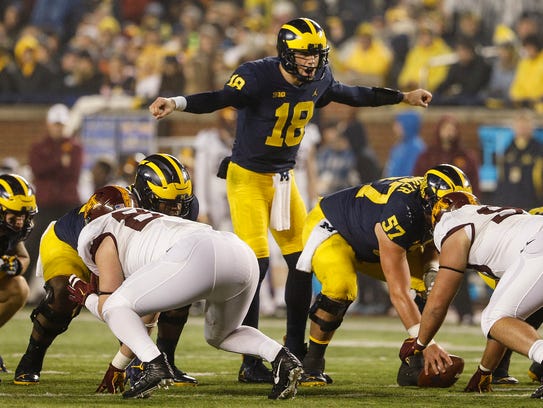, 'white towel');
270,171,291,231
296,218,338,272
